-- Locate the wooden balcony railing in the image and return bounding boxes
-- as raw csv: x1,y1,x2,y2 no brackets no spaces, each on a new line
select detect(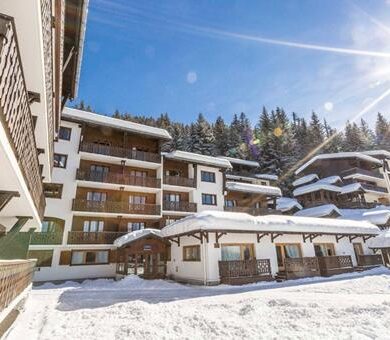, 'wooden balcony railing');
0,15,45,219
0,260,36,313
284,257,320,279
67,231,127,245
80,142,161,163
219,259,272,284
361,183,388,194
163,201,197,212
163,176,196,188
72,199,161,215
30,232,63,245
341,167,383,180
317,255,353,276
224,206,281,216
357,254,383,267
76,169,161,188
